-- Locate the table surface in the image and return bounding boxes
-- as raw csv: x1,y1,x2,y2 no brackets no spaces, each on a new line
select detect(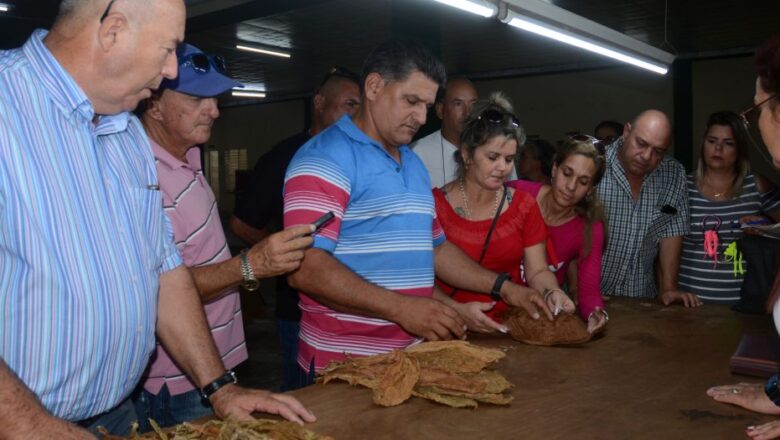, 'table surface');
286,298,778,440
